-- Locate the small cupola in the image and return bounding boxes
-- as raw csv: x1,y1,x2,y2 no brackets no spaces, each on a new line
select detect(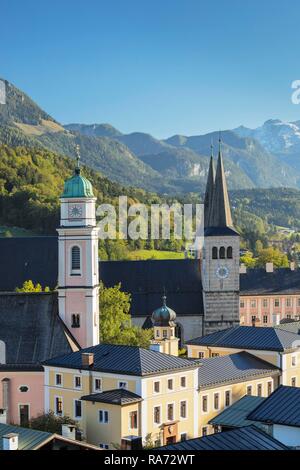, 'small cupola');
61,145,94,198
152,295,177,327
